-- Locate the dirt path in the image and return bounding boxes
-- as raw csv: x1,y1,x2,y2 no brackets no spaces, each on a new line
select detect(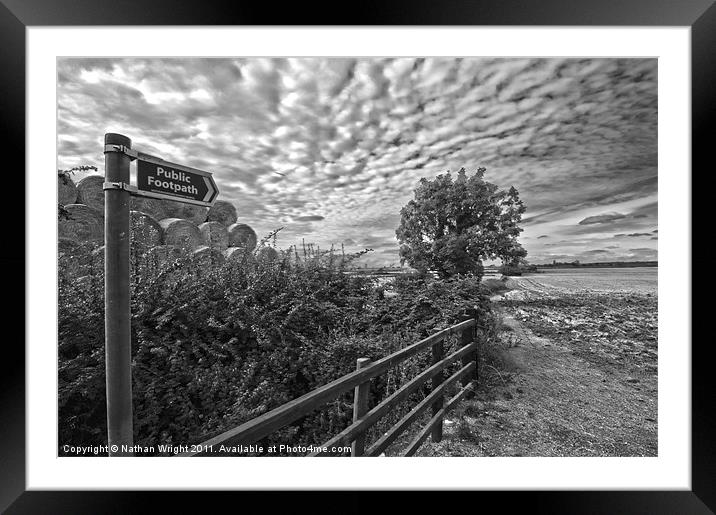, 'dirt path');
416,275,658,457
